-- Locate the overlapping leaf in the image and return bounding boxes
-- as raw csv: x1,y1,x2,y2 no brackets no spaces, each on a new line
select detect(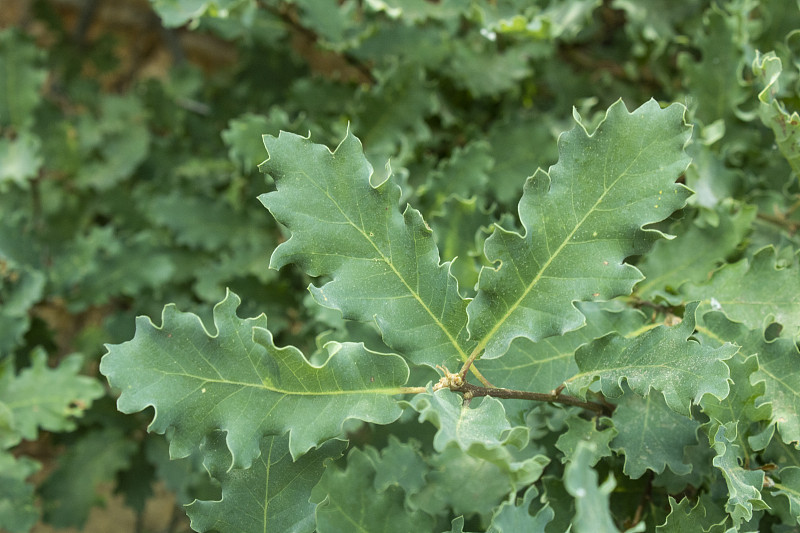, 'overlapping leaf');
480,301,648,394
684,247,800,336
186,432,345,533
486,485,554,533
564,442,632,533
258,130,473,370
610,388,700,478
635,204,756,302
0,451,39,533
700,312,800,446
408,389,528,452
555,413,617,466
314,447,436,533
100,290,409,467
0,349,104,448
566,303,736,416
753,51,800,178
711,423,769,525
468,99,692,359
